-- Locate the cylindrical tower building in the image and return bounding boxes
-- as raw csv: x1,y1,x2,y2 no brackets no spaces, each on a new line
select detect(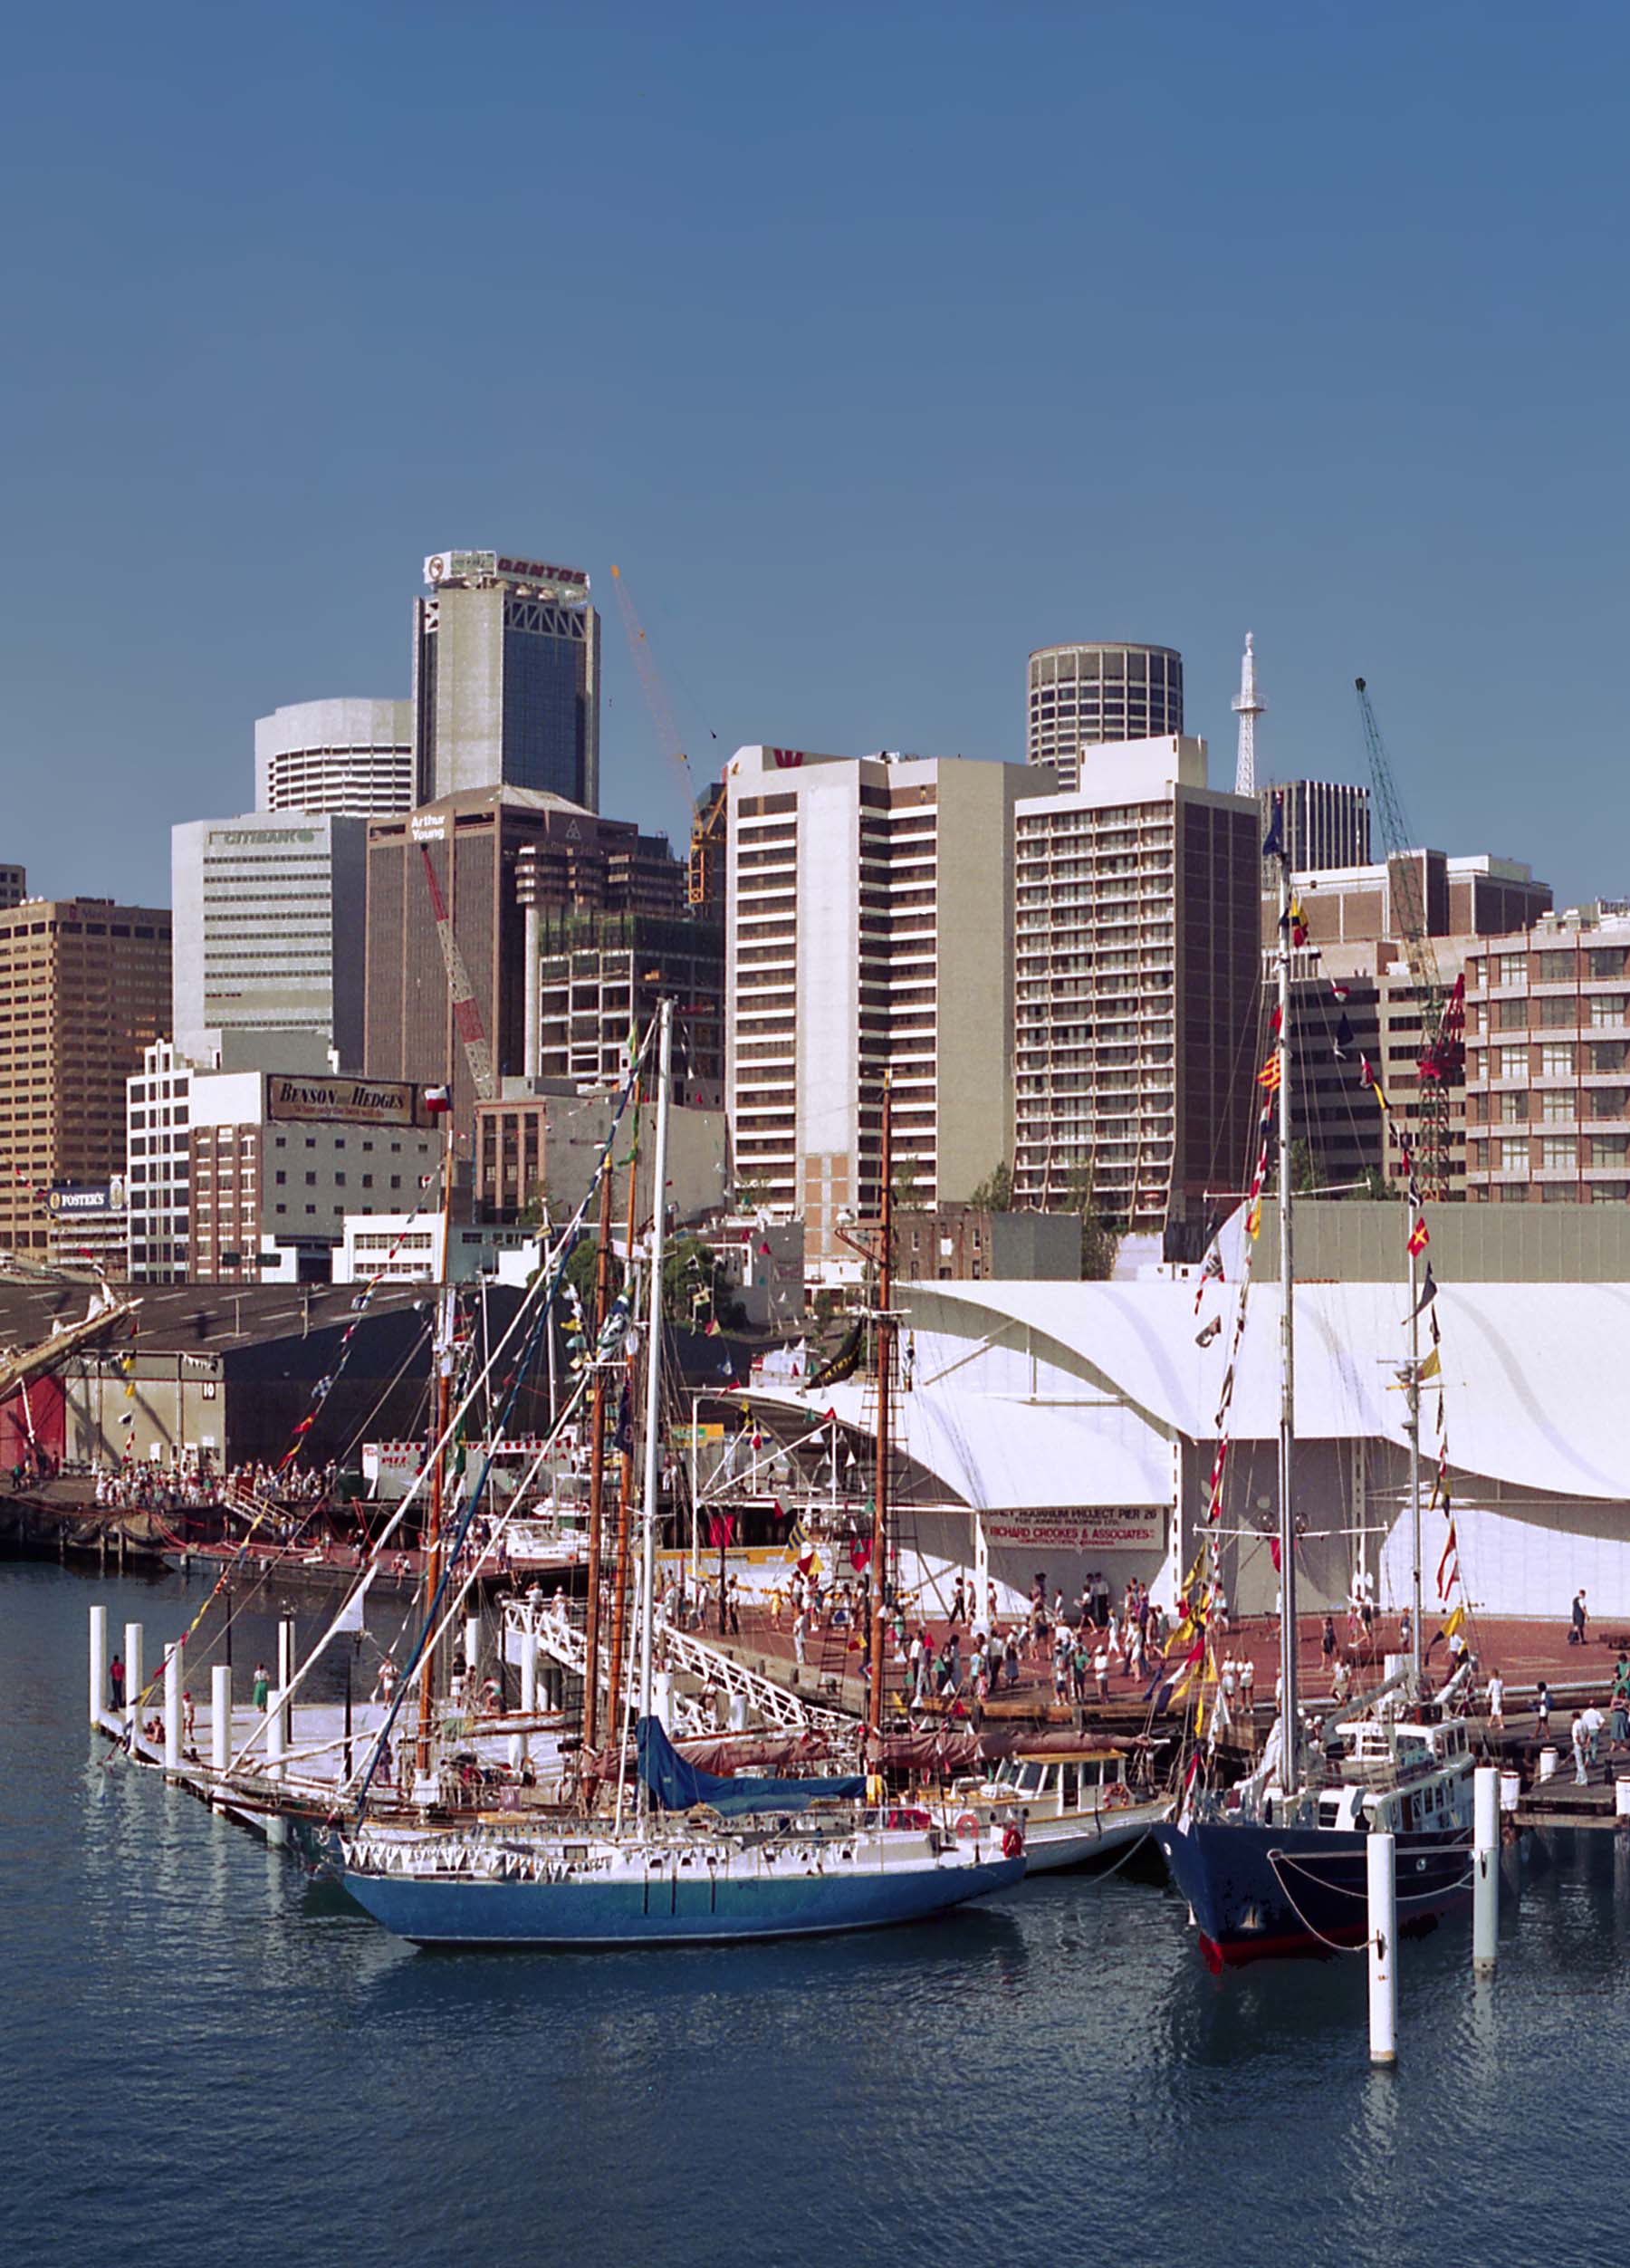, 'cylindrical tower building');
1026,641,1184,791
